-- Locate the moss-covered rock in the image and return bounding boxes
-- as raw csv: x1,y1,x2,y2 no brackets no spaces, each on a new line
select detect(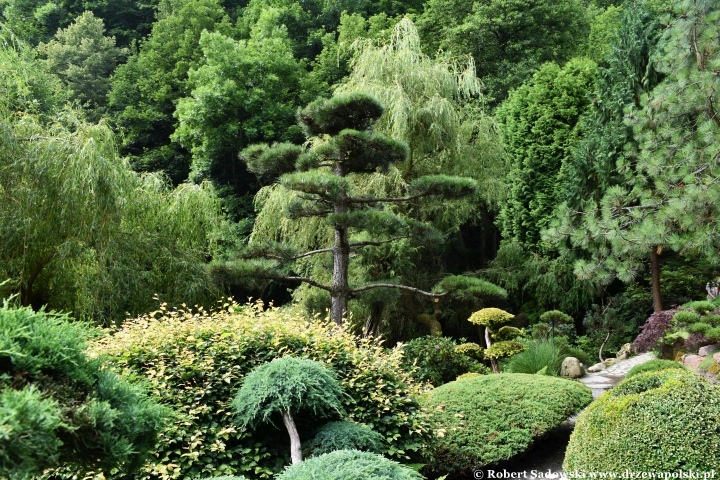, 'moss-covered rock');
564,369,720,472
424,374,592,476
